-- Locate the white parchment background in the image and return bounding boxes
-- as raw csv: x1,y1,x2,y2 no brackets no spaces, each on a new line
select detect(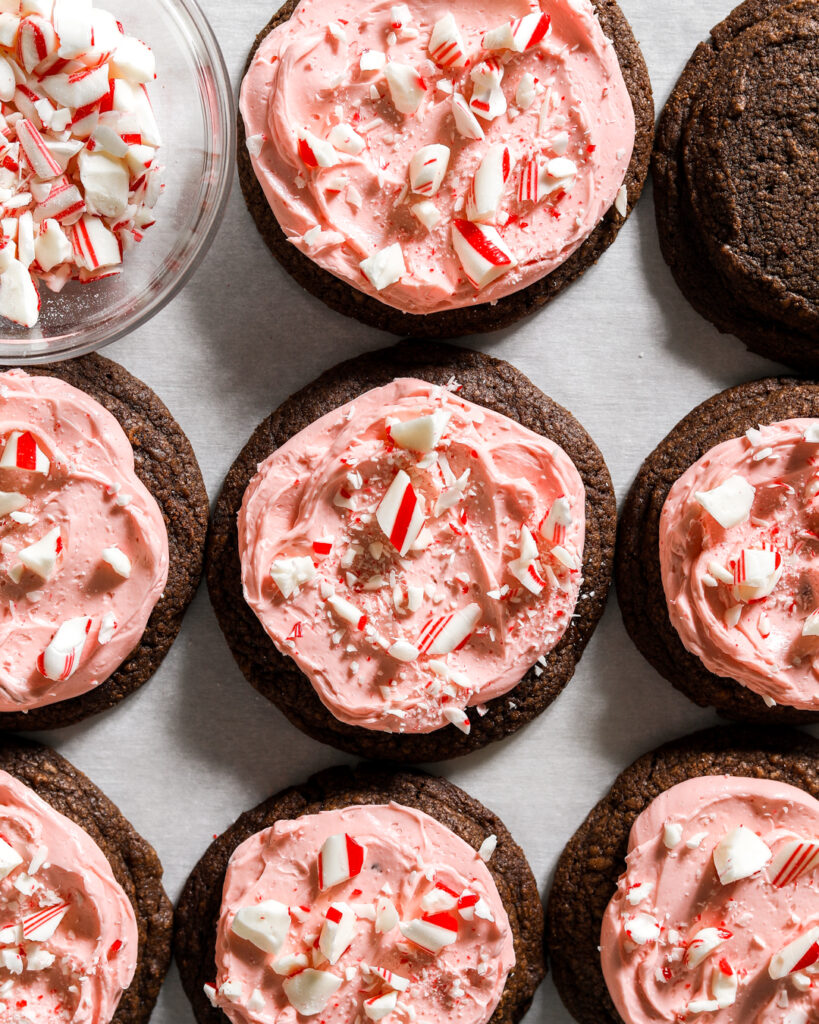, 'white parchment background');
24,0,819,1020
